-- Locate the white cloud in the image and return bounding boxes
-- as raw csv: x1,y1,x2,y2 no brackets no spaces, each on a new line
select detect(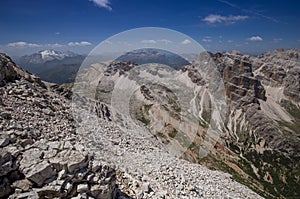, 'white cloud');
54,32,60,35
7,41,41,48
227,40,233,43
203,14,248,24
68,41,92,46
141,40,157,44
141,39,172,44
202,36,212,42
7,41,66,48
181,39,191,45
272,38,282,43
247,36,263,41
90,0,112,10
157,39,172,44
